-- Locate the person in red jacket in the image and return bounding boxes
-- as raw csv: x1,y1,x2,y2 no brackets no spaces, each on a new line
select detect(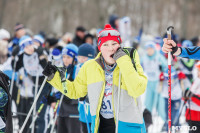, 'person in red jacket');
184,61,200,133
